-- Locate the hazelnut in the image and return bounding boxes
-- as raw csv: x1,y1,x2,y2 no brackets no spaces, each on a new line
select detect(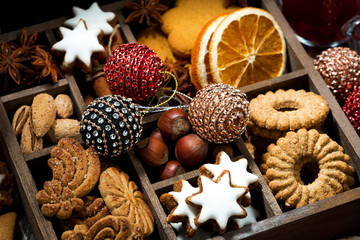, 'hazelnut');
175,133,209,167
137,129,169,167
159,160,186,180
157,108,191,141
